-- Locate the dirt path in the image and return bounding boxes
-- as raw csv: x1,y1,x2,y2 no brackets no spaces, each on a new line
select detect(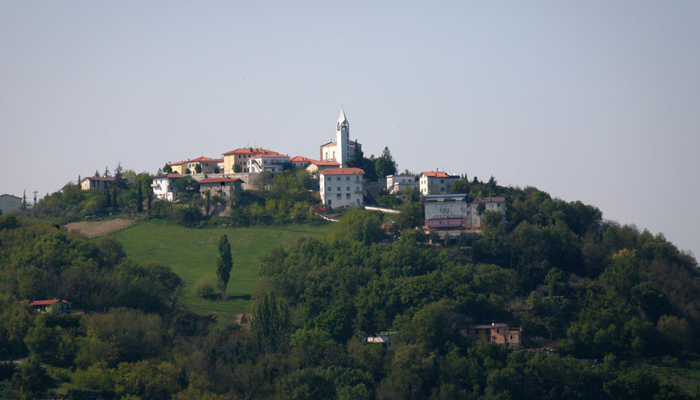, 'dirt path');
65,219,135,238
